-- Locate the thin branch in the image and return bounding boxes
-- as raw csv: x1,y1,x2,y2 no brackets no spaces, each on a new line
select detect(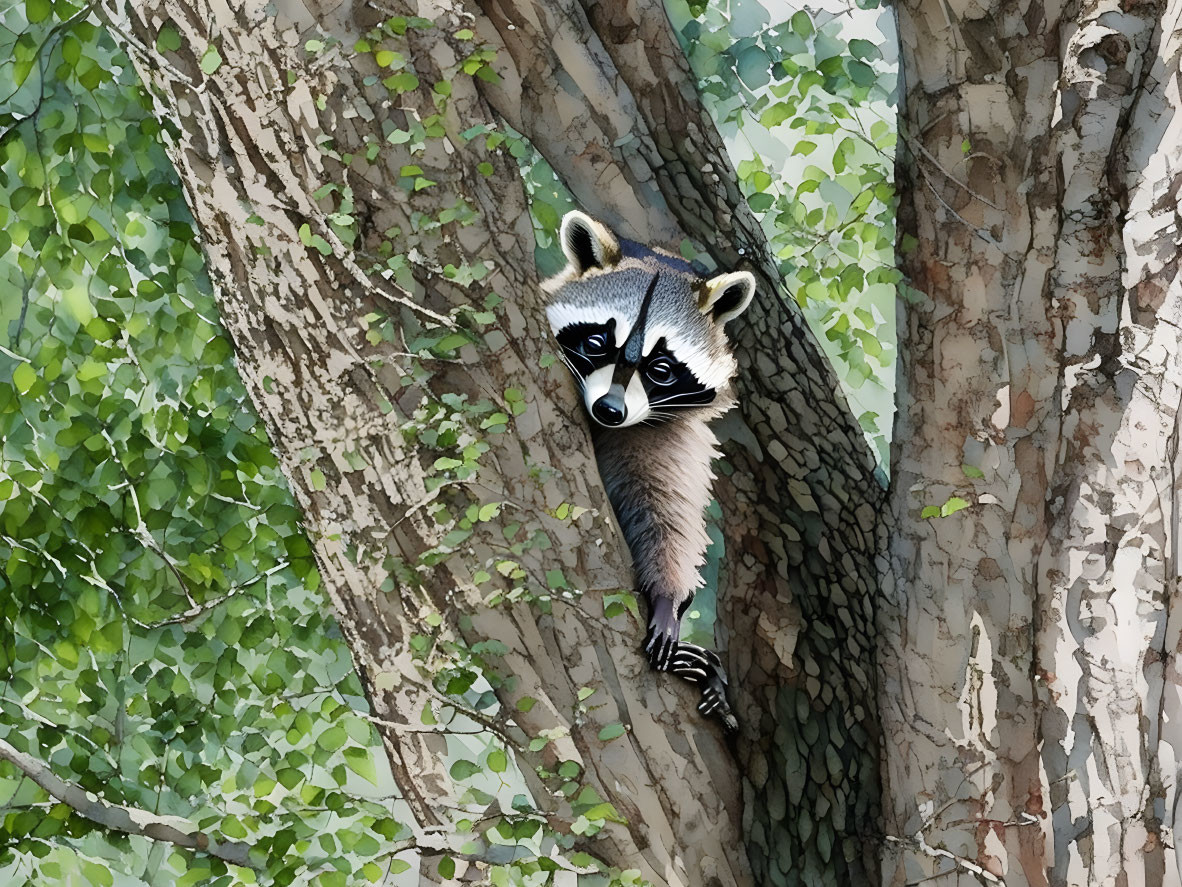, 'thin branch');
921,169,999,245
884,833,1005,886
902,128,1003,210
137,560,290,629
0,736,257,870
